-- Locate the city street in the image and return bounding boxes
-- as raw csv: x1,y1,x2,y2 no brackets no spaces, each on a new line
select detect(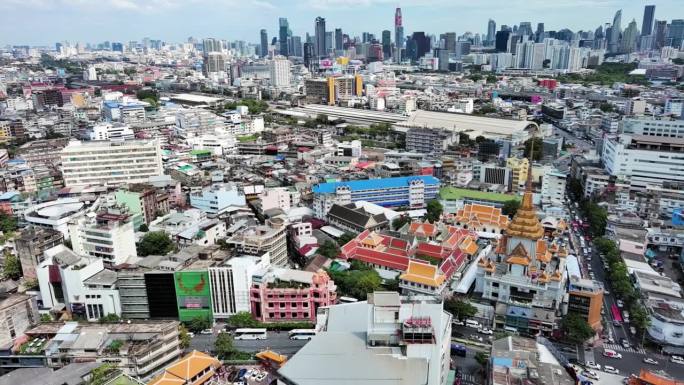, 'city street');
567,205,684,380
189,331,309,356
